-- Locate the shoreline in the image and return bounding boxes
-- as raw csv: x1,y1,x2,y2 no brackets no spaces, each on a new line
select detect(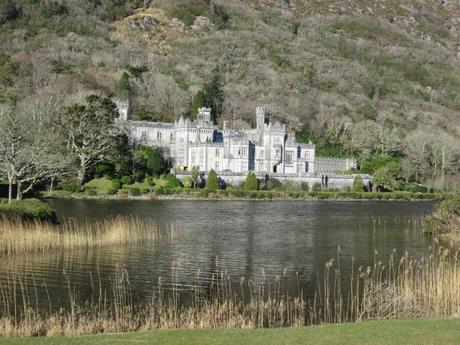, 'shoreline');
42,191,442,202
